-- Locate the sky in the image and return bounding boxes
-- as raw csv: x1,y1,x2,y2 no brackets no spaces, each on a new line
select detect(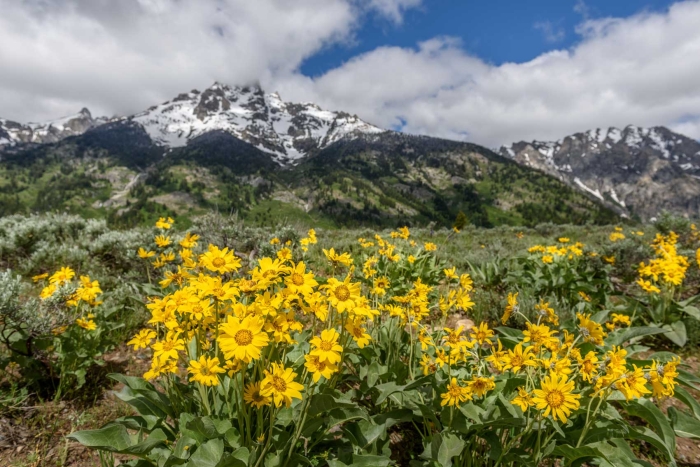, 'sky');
1,0,699,147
